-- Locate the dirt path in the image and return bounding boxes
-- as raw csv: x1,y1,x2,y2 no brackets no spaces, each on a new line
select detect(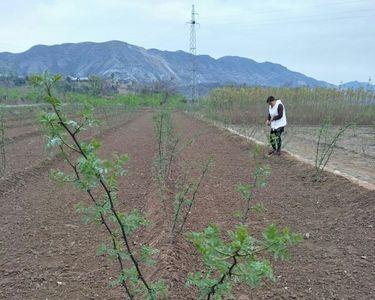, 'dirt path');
1,111,374,299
